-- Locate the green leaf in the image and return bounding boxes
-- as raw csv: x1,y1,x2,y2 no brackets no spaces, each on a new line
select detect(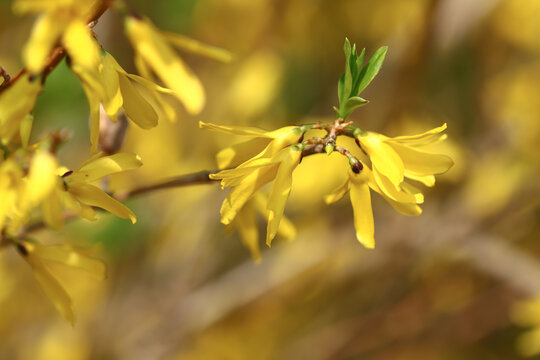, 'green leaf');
341,96,369,119
356,46,388,95
342,39,354,106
